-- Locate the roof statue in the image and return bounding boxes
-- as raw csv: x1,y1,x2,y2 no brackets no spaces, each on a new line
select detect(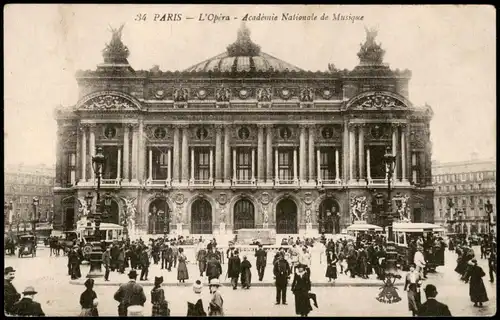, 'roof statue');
102,24,130,64
226,22,261,57
357,26,385,66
